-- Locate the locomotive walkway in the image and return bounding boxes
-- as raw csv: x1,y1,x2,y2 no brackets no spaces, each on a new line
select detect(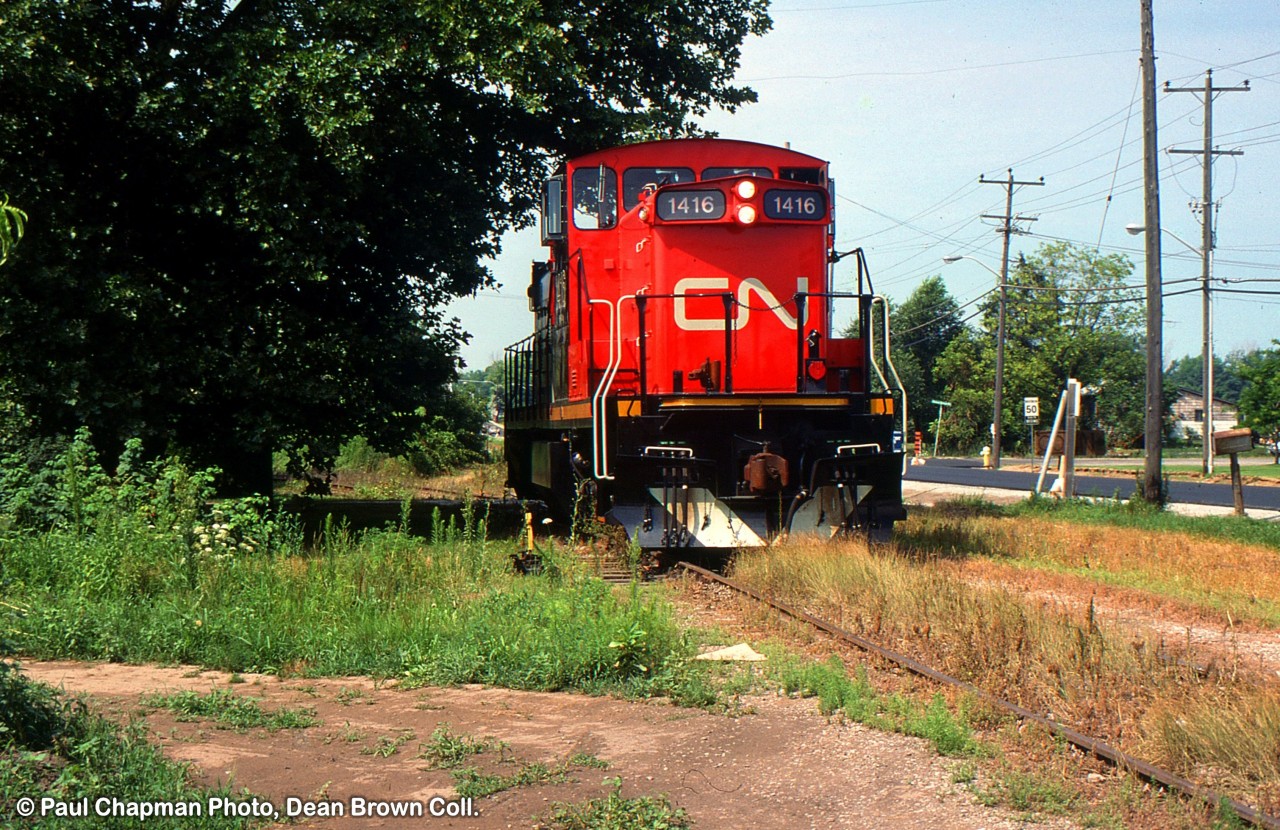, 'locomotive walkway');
904,457,1280,517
